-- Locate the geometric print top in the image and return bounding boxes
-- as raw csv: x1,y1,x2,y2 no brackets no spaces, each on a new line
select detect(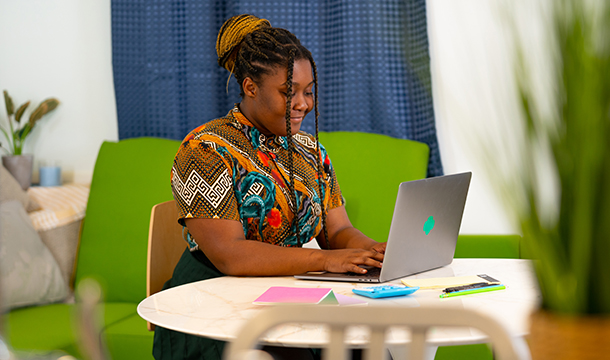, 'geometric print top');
171,106,345,248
